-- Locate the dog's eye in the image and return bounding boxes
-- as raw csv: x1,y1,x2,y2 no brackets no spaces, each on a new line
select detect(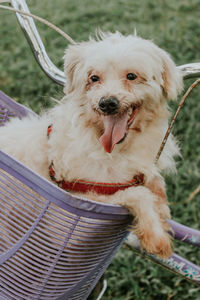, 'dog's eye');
90,75,100,82
126,73,137,80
